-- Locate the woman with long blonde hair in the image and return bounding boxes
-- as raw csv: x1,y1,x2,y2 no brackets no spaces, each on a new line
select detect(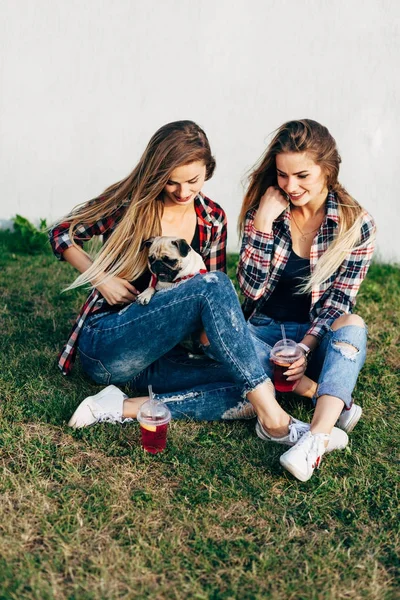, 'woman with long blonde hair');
238,119,376,481
51,120,321,438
